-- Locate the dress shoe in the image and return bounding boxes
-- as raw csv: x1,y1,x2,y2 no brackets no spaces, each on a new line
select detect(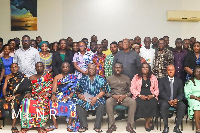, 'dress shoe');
168,112,173,118
162,127,169,133
145,127,151,132
173,126,182,133
115,114,125,121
